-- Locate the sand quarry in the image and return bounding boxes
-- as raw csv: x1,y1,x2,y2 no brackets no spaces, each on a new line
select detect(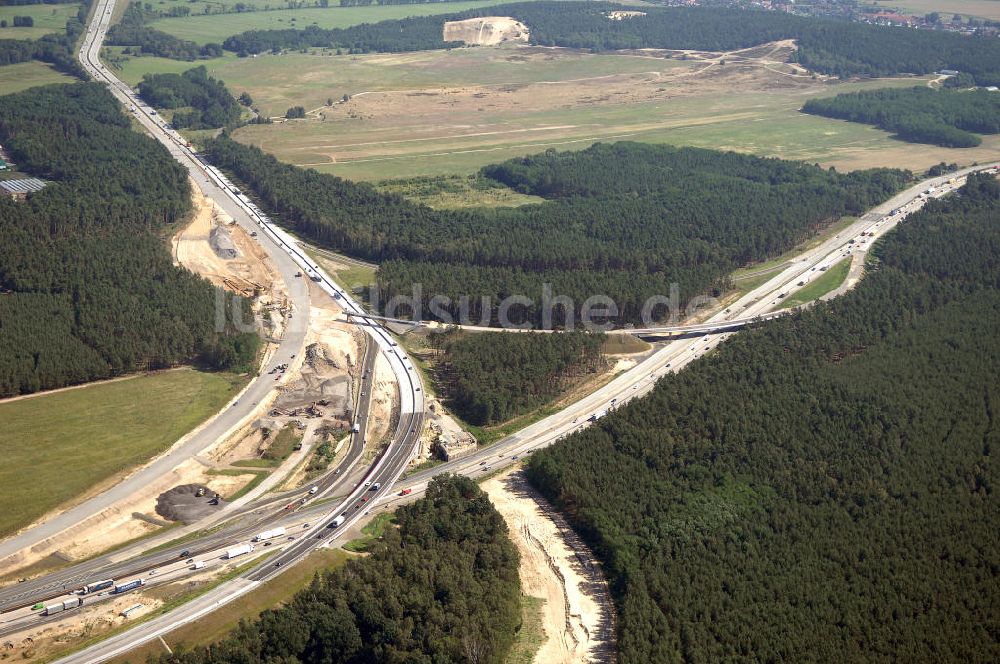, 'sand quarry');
443,16,529,46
